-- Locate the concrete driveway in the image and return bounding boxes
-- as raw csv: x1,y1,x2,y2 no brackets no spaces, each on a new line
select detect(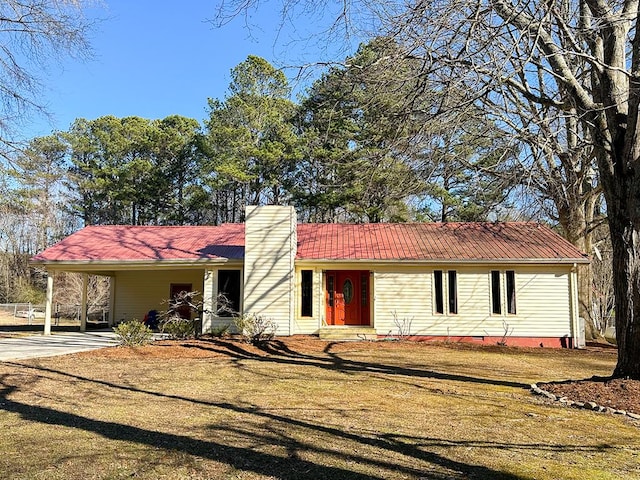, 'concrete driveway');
0,331,120,361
